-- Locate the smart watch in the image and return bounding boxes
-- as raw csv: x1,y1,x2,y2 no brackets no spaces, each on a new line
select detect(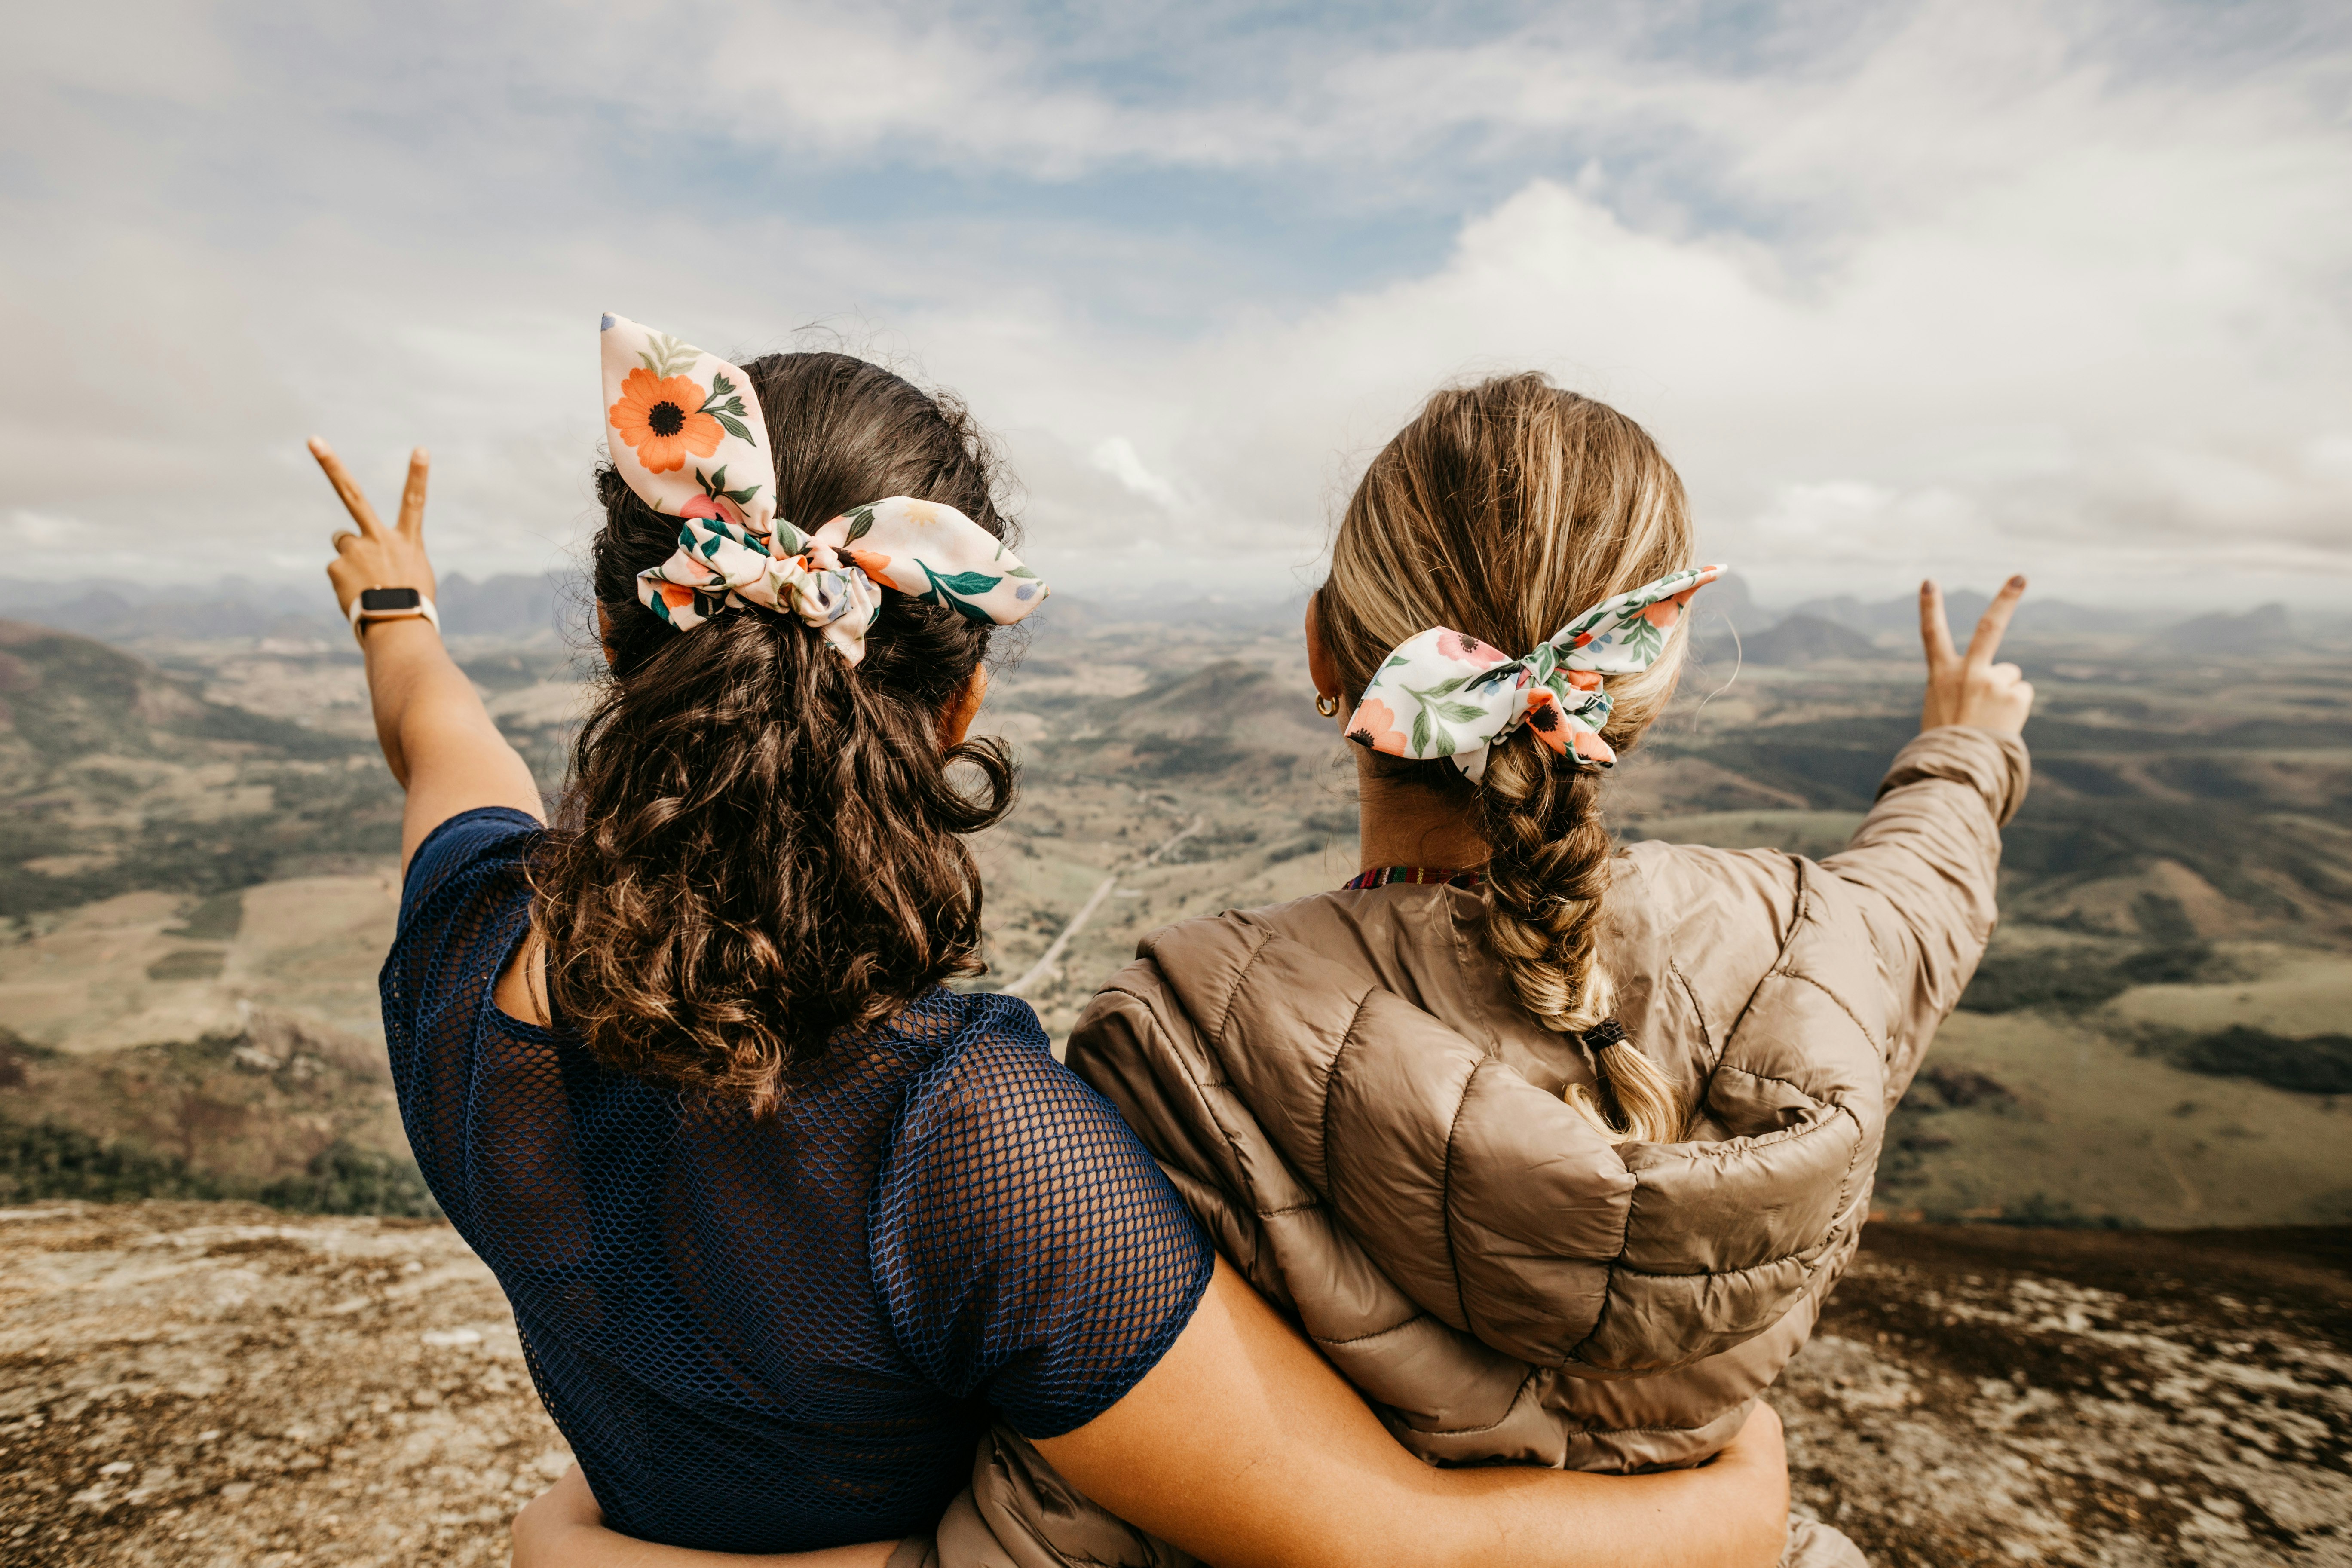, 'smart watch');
350,585,441,641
